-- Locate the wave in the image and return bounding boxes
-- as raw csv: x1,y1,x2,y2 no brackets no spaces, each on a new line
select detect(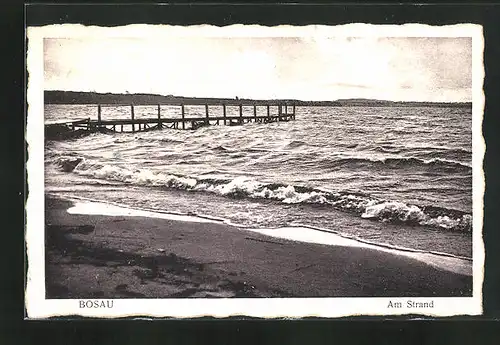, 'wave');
52,156,472,232
283,140,308,149
344,142,471,160
373,145,402,154
212,145,231,152
331,156,471,172
54,156,84,172
158,138,184,144
373,145,471,156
